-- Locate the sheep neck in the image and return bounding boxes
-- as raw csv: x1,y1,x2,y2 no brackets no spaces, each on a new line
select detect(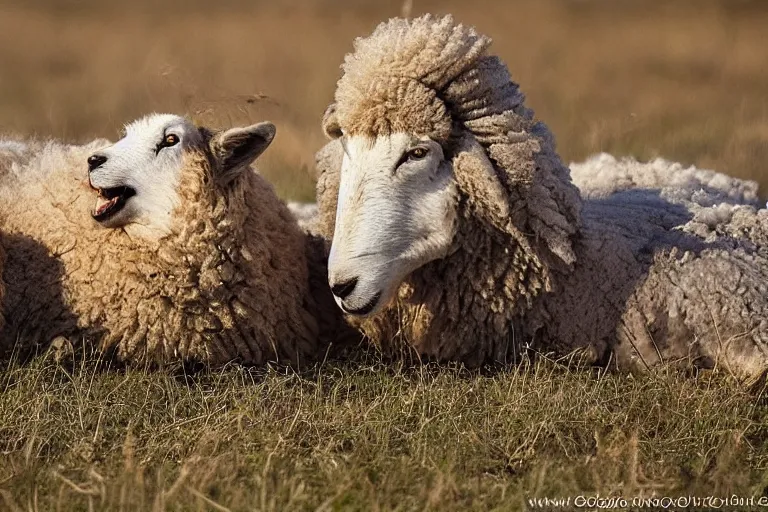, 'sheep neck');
355,212,551,366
